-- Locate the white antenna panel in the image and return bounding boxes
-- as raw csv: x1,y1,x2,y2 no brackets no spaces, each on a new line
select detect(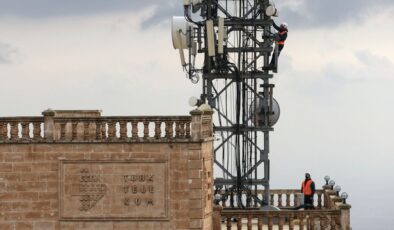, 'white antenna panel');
172,16,195,49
